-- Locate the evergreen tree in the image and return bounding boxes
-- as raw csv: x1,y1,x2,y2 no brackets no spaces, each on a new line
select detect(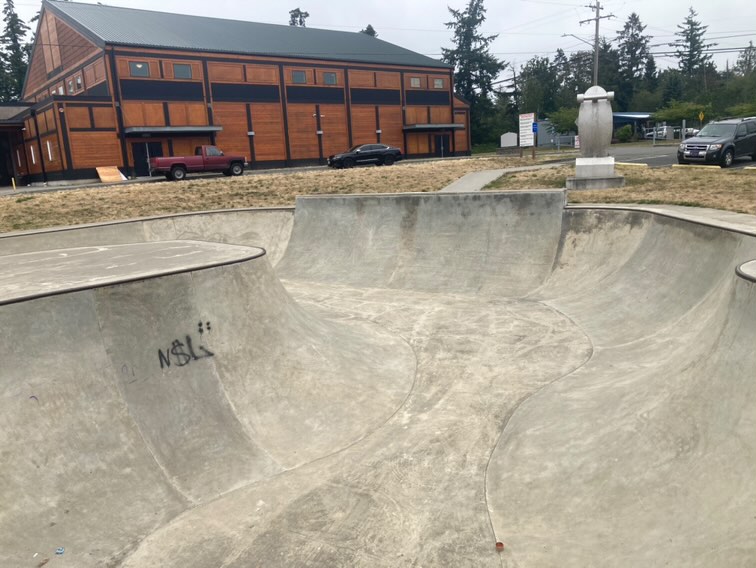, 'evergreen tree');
643,55,658,91
360,24,377,38
441,0,506,143
660,70,684,105
0,0,29,101
616,13,650,81
734,41,756,76
288,8,309,27
671,8,716,78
